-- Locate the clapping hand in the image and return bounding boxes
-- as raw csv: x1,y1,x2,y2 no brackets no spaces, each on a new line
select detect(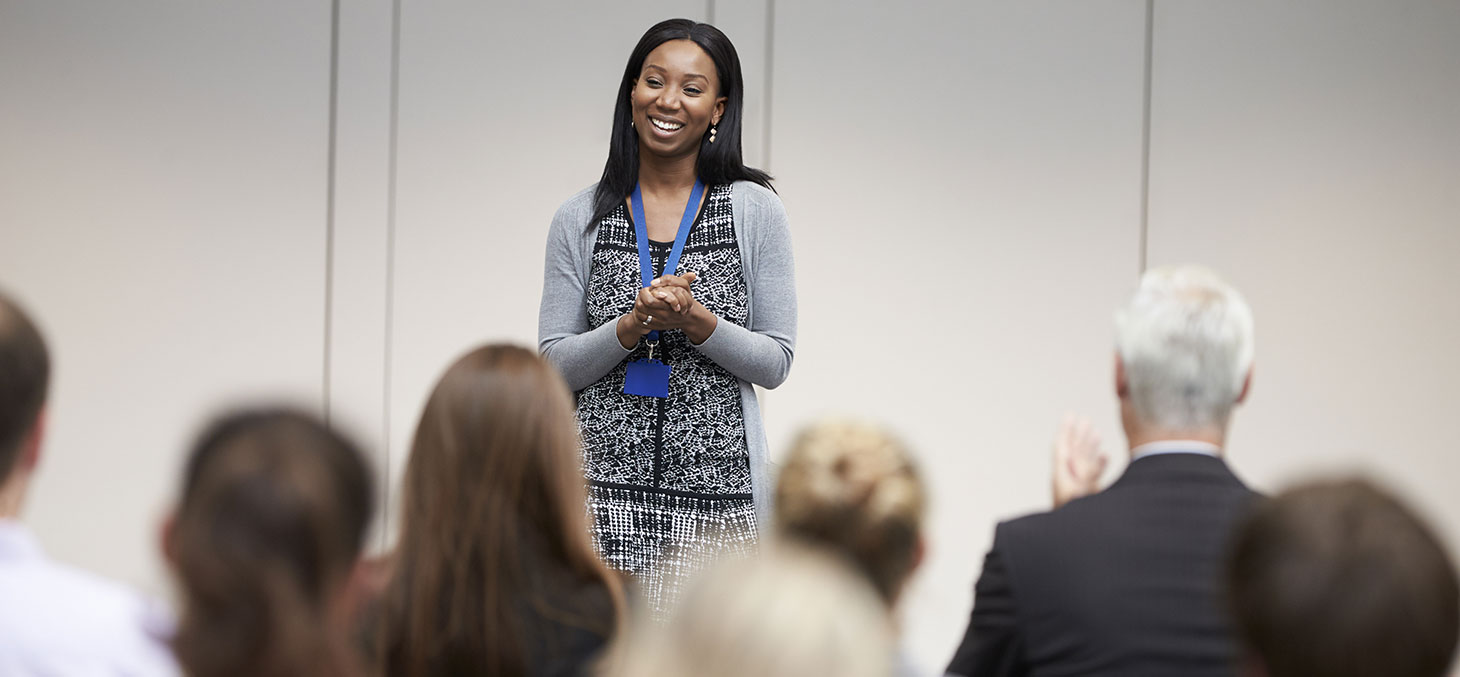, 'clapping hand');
631,272,699,332
1052,414,1108,509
